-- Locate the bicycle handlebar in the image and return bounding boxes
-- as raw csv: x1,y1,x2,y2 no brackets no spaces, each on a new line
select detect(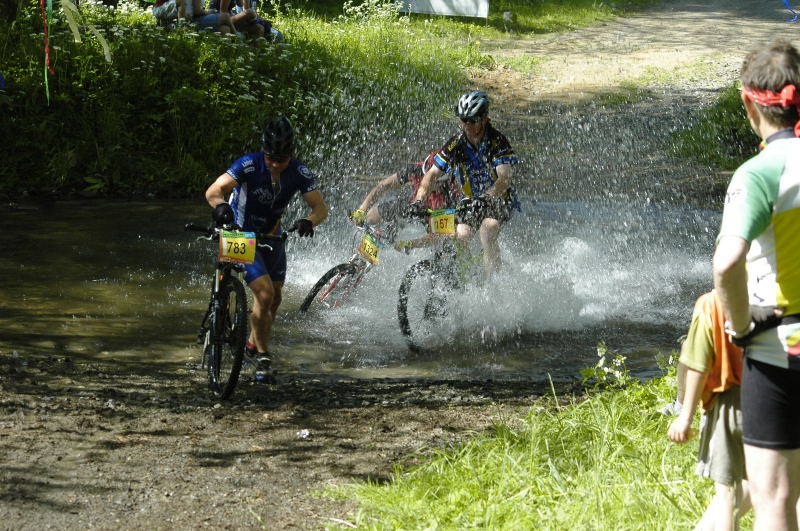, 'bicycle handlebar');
406,199,478,221
184,222,289,242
